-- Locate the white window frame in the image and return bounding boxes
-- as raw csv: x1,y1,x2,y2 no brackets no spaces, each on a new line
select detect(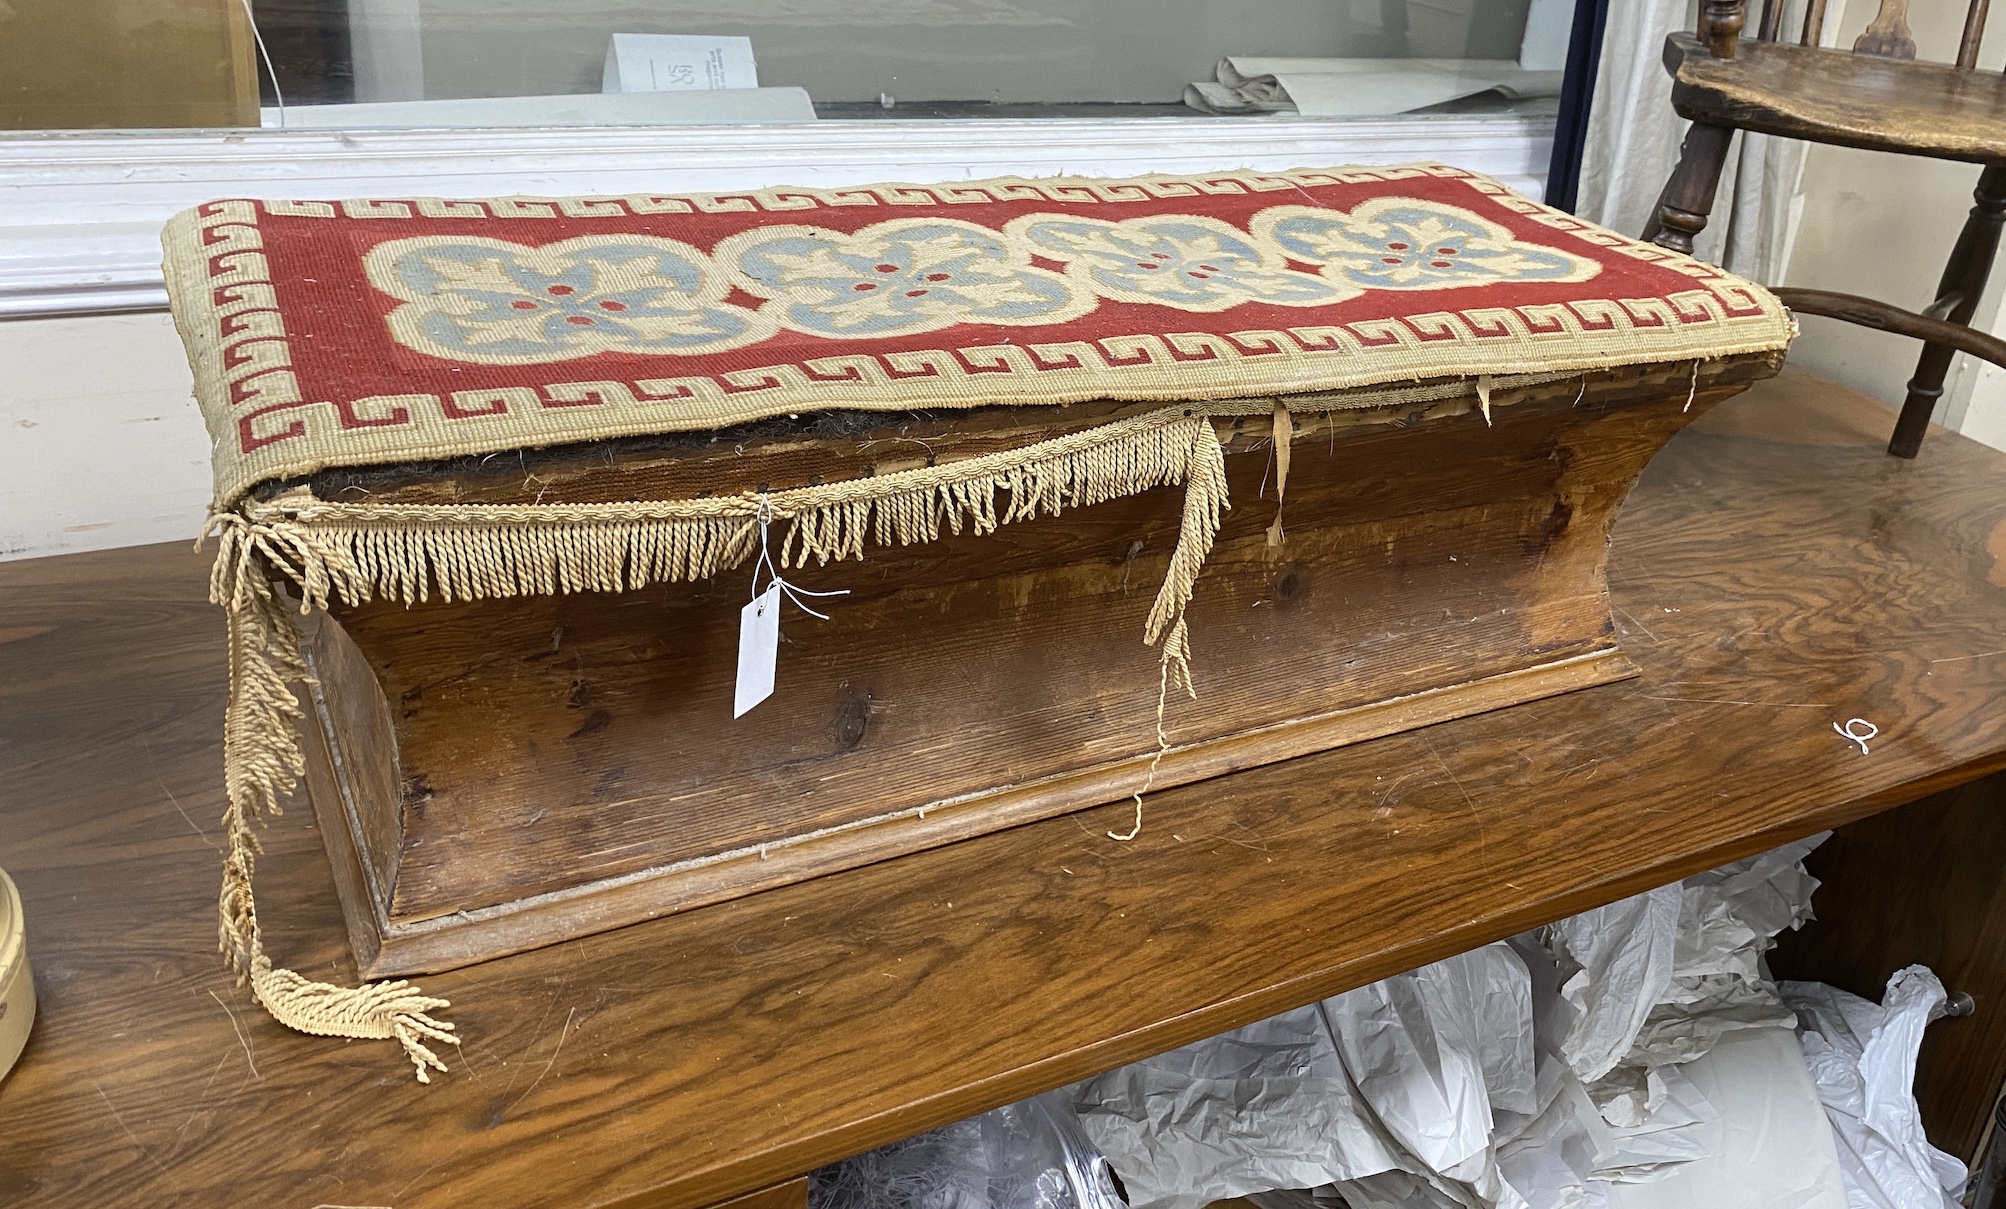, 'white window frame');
0,115,1552,320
